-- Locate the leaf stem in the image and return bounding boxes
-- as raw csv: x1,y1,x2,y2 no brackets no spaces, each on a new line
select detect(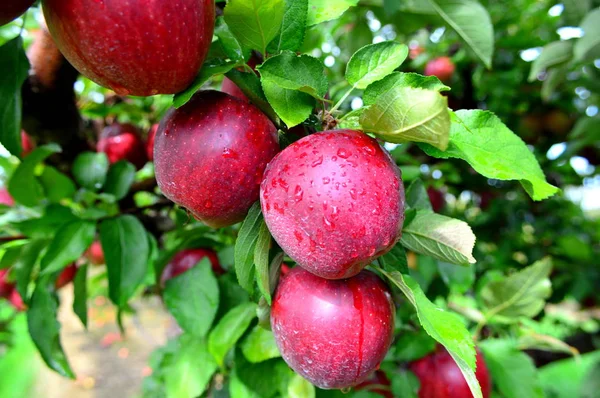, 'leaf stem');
330,86,355,114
